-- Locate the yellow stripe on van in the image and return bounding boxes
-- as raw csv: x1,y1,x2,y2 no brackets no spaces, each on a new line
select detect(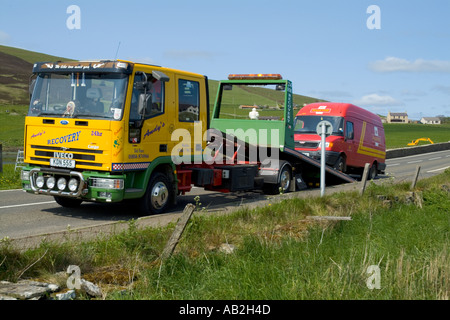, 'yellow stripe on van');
357,122,386,158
